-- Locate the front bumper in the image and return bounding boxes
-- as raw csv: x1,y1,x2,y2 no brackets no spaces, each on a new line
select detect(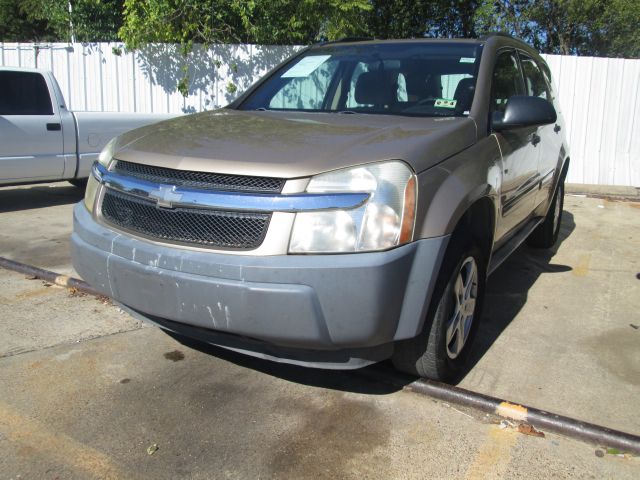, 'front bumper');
71,203,449,368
